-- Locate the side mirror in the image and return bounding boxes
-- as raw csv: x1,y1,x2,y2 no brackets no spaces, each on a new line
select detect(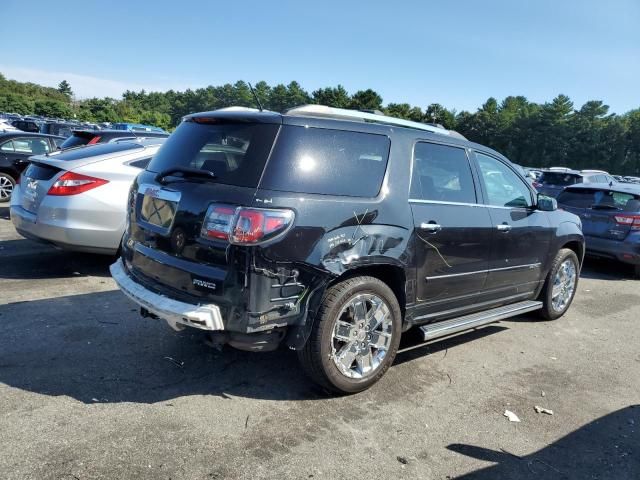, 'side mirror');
537,193,557,212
